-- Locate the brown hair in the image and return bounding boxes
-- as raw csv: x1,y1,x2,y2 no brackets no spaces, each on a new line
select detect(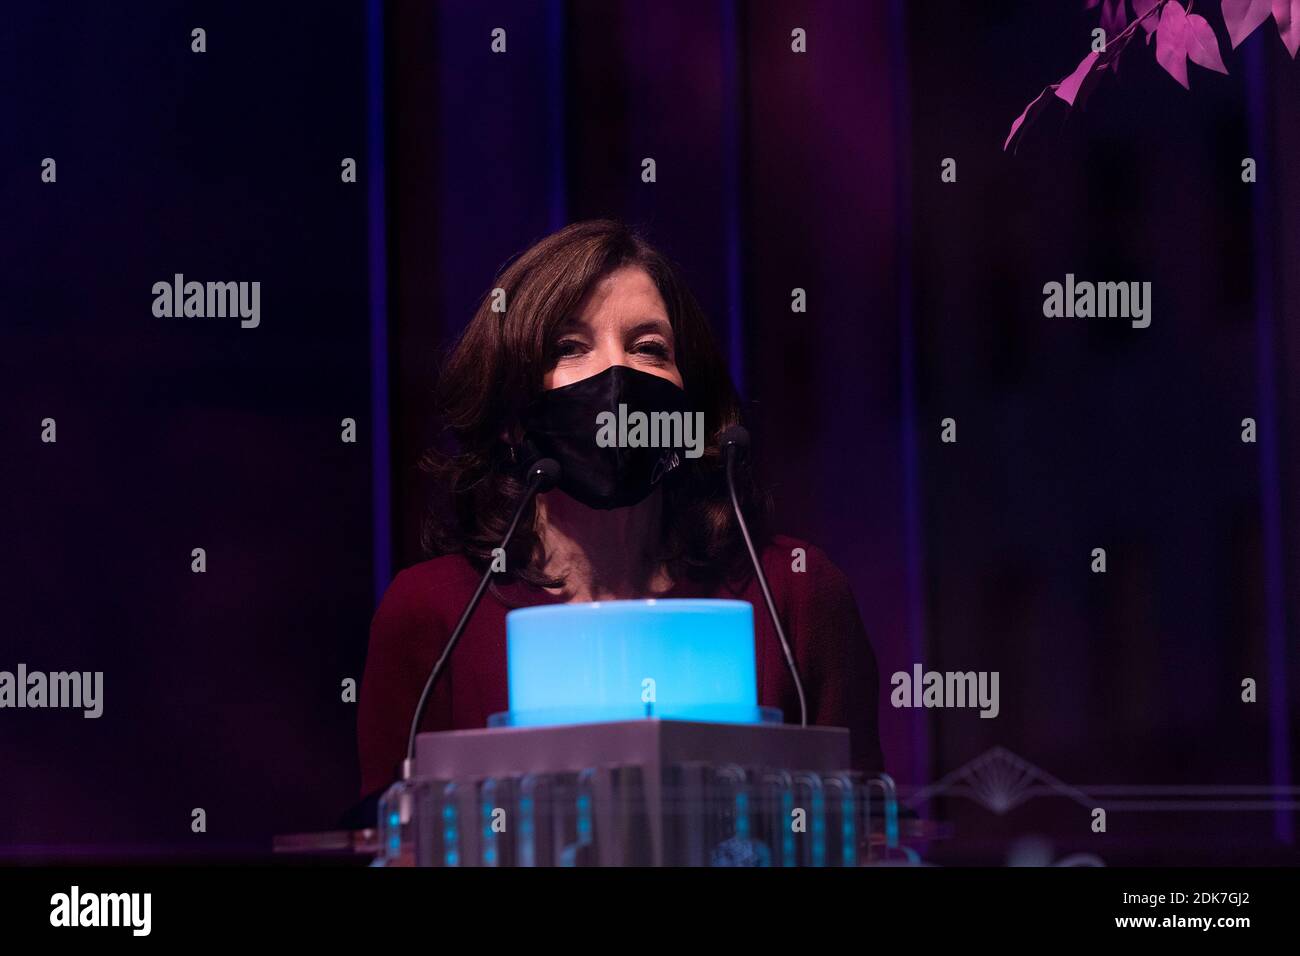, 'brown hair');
421,219,768,587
